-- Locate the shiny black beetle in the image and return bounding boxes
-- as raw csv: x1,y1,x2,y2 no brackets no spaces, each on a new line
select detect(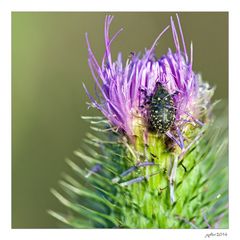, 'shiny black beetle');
147,83,176,133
